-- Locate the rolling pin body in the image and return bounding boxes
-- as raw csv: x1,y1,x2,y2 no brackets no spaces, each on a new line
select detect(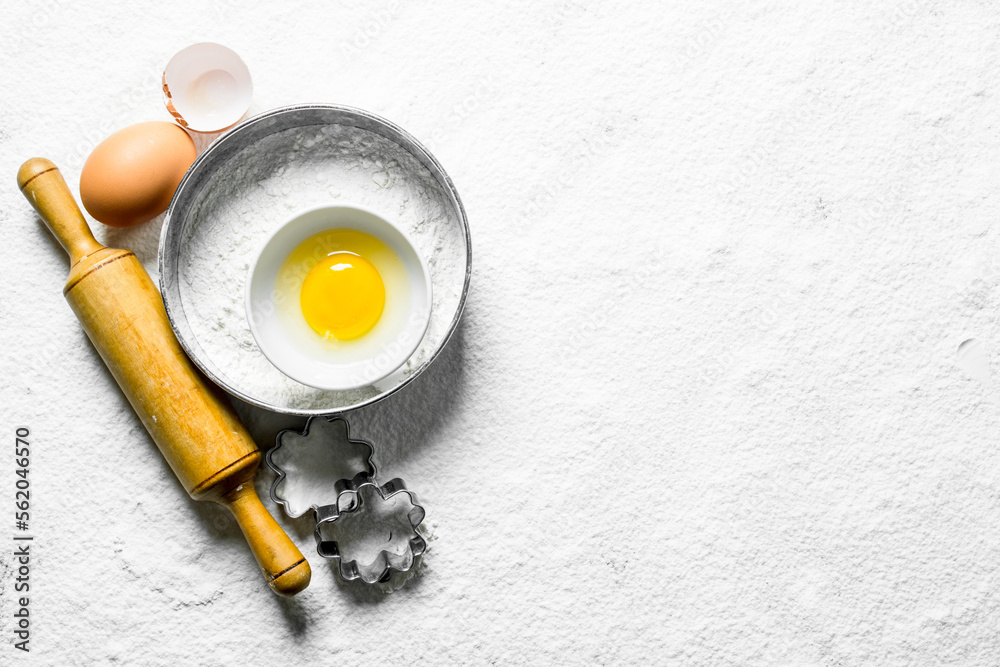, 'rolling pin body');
18,158,310,596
